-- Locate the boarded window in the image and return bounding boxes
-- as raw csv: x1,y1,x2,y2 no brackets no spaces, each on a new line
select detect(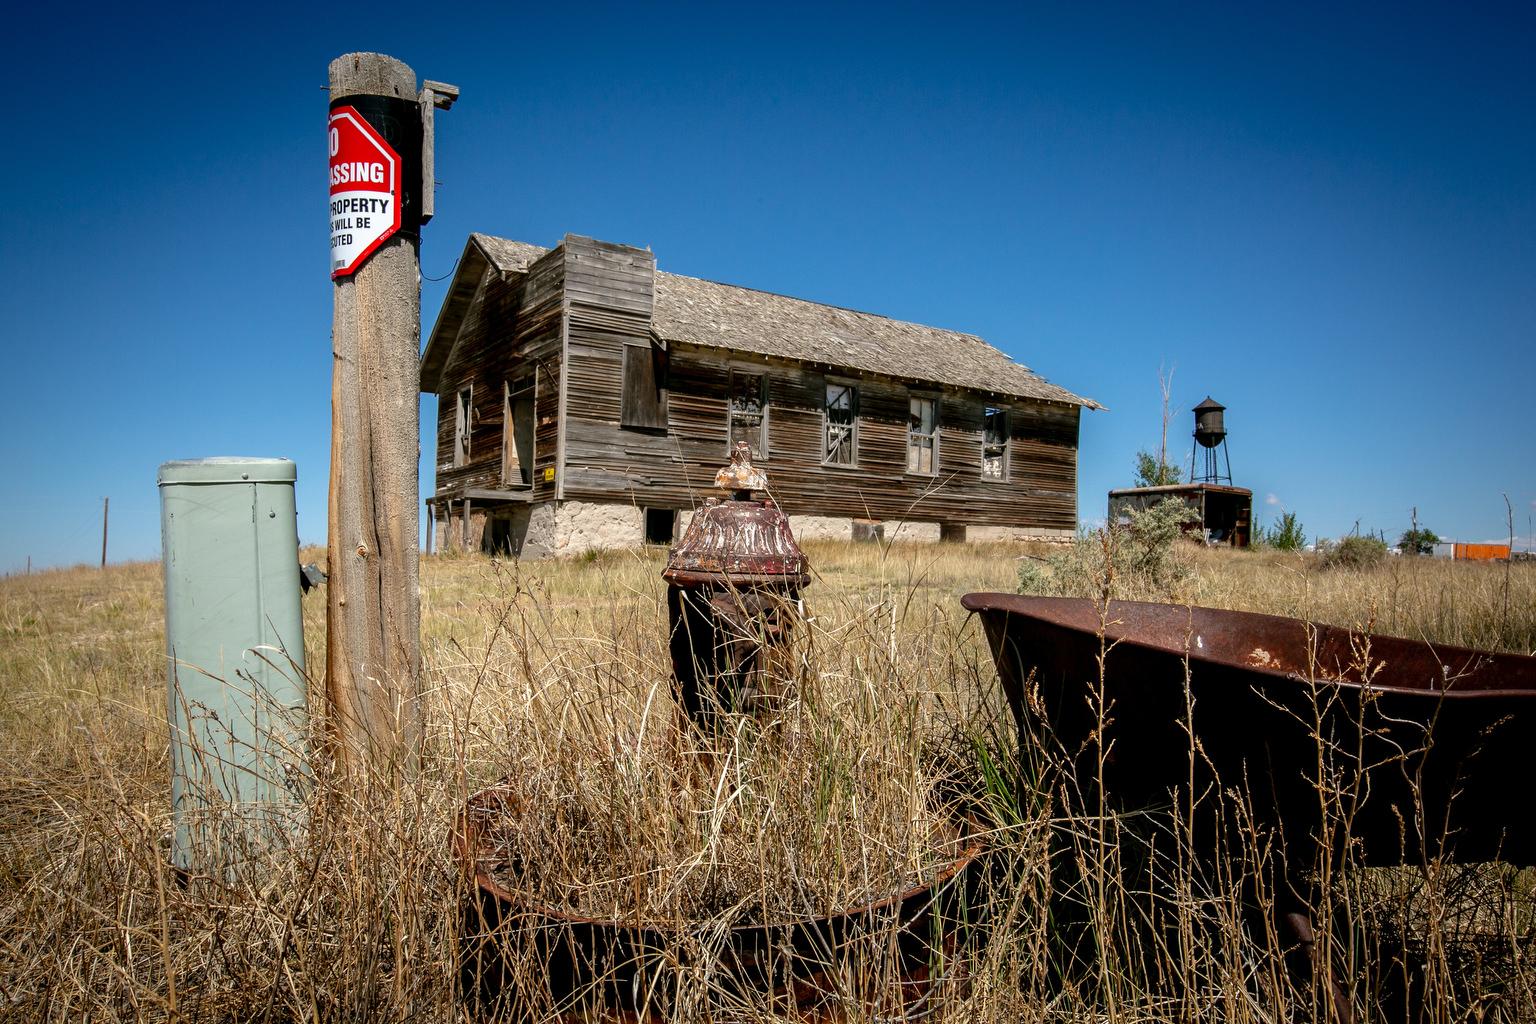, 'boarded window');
620,340,669,430
983,406,1008,481
728,370,766,458
454,386,472,467
823,383,857,465
908,396,937,474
